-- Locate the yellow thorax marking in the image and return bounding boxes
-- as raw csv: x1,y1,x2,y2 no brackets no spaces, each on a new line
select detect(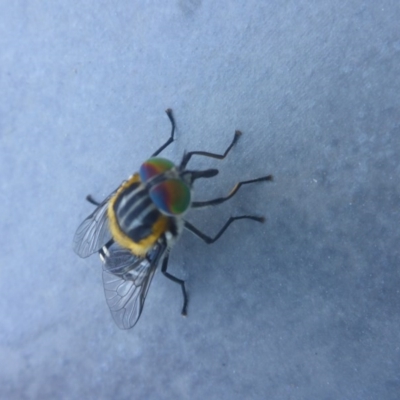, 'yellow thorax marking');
107,173,169,257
